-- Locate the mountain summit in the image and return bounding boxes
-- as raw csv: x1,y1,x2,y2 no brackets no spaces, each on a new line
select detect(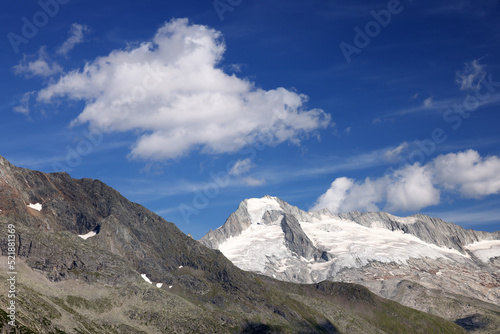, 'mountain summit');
201,196,500,332
201,196,500,280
